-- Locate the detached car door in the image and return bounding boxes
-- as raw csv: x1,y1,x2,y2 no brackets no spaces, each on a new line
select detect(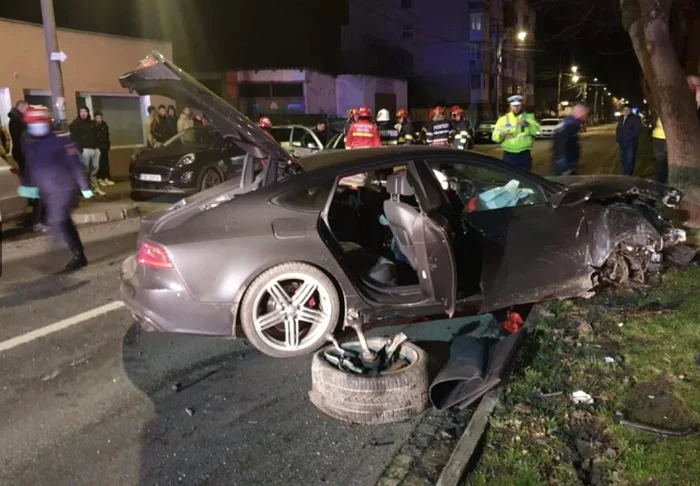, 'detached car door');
428,157,592,313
